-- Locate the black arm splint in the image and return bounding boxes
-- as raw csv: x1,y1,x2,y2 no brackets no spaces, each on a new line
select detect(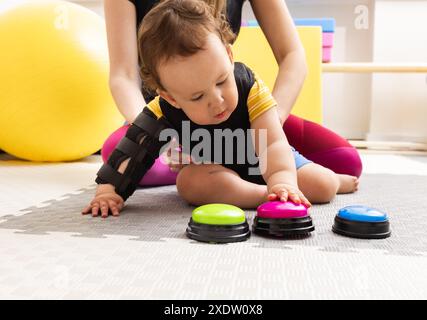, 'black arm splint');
95,108,173,201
